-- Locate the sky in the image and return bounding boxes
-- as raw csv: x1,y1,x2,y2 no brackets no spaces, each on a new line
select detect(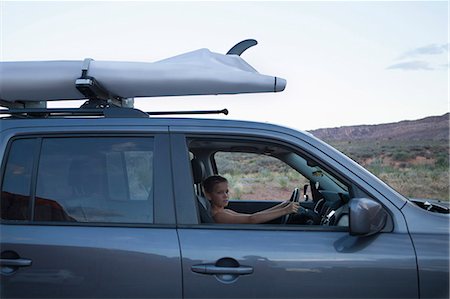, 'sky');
0,0,448,131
